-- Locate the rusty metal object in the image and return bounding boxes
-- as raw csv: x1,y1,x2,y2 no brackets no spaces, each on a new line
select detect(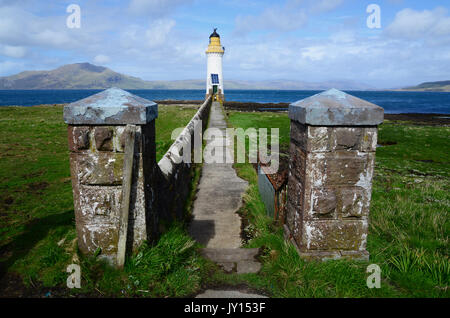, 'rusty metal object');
258,164,288,222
